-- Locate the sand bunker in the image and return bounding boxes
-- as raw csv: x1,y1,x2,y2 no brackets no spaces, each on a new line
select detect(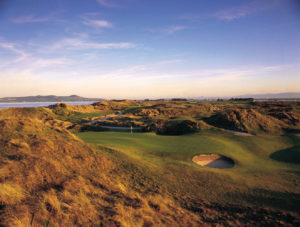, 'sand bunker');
224,129,254,137
192,154,234,169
